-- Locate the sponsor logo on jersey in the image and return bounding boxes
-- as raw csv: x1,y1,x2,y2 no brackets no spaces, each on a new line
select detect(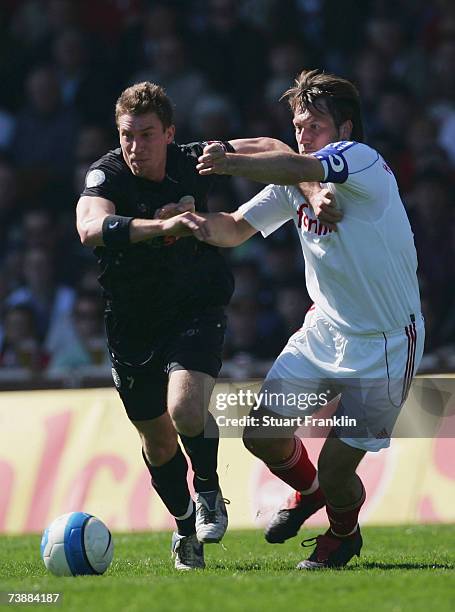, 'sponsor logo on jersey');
85,169,106,188
297,203,333,236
